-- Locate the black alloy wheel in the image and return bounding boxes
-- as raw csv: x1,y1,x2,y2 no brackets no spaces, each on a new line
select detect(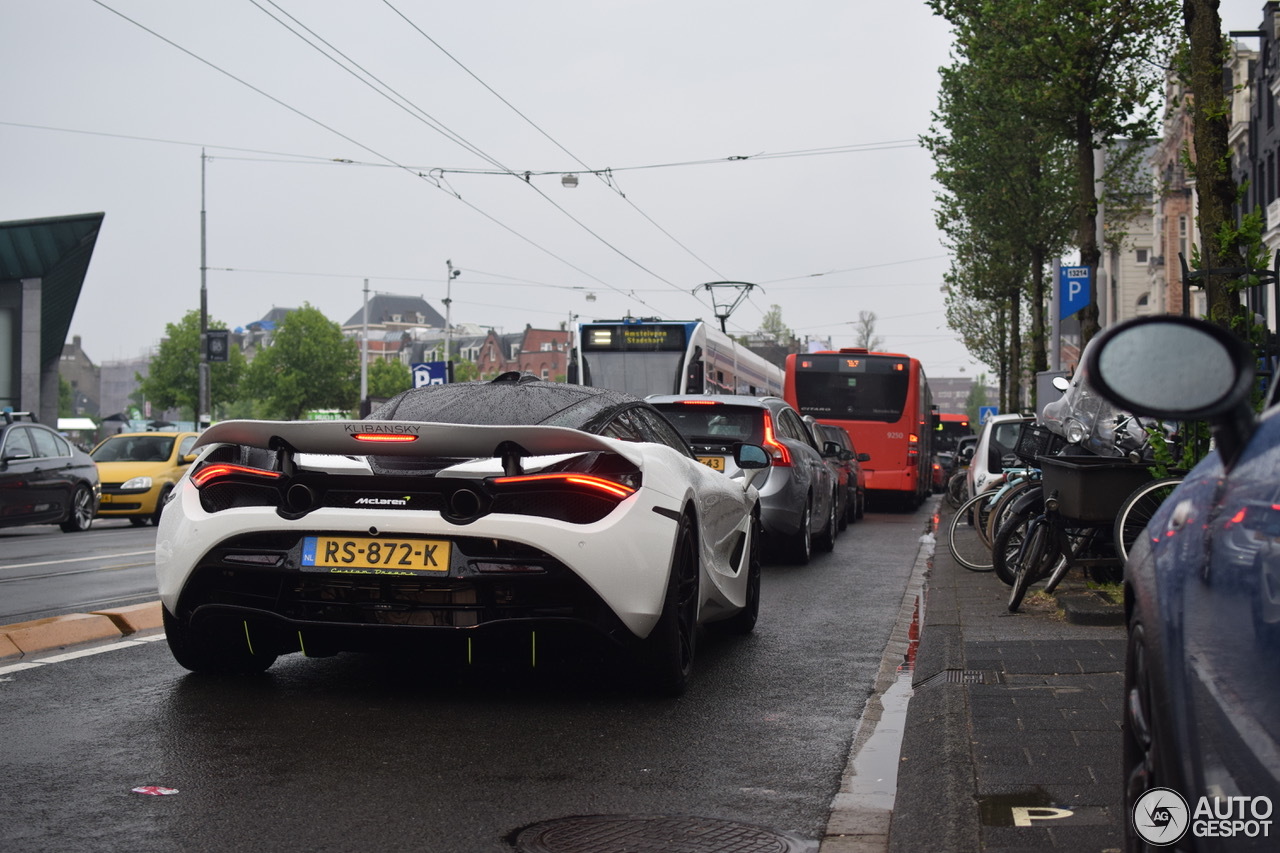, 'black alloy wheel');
638,513,699,695
162,607,279,675
1123,617,1164,853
